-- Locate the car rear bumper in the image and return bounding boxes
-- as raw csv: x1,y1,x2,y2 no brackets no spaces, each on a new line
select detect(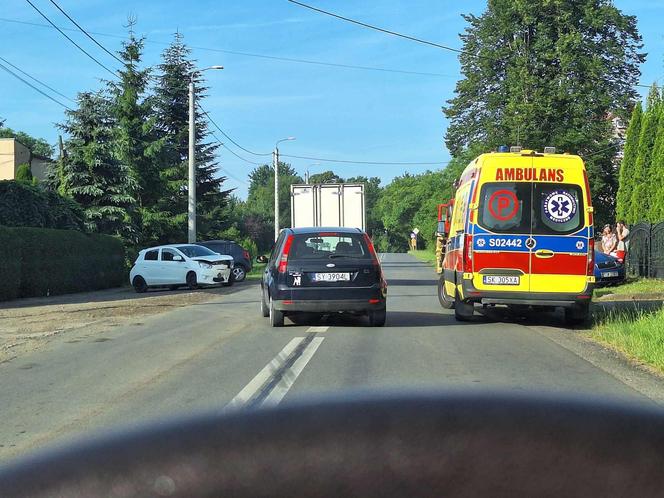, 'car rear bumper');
273,298,386,313
461,279,594,308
